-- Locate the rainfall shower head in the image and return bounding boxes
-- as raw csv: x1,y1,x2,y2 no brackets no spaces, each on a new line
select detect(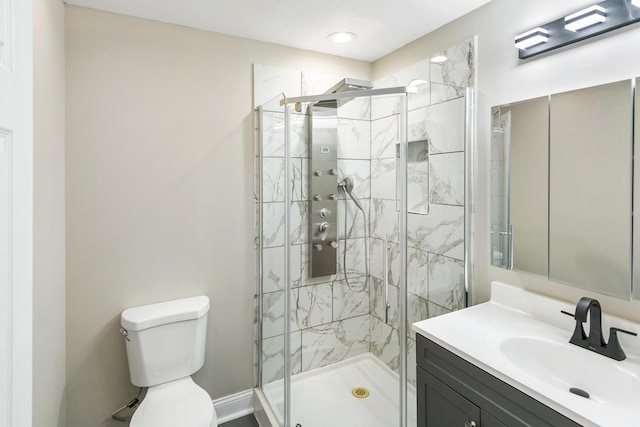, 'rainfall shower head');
325,78,373,94
314,78,373,108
